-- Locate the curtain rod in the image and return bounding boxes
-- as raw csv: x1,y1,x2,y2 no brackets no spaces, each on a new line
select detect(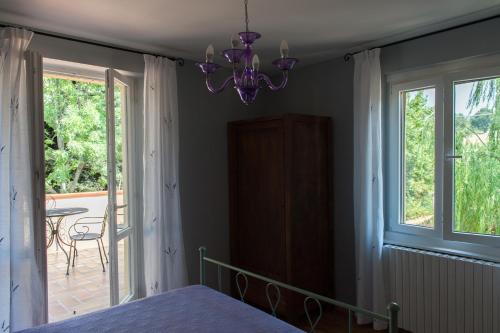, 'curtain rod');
0,22,185,66
344,13,500,62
